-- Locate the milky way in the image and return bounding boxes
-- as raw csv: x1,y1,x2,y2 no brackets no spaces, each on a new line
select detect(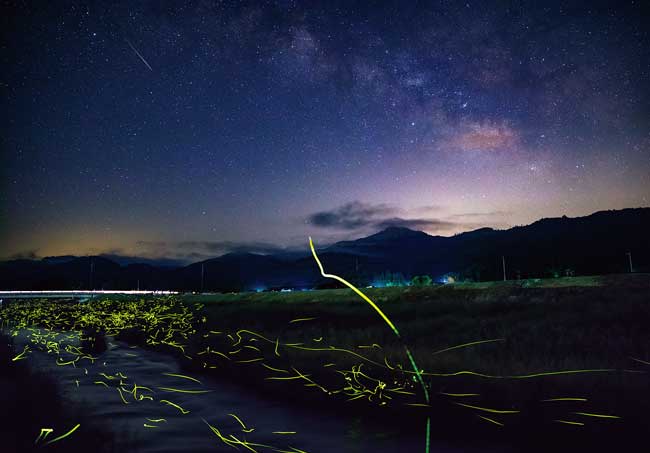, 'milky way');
2,1,649,263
